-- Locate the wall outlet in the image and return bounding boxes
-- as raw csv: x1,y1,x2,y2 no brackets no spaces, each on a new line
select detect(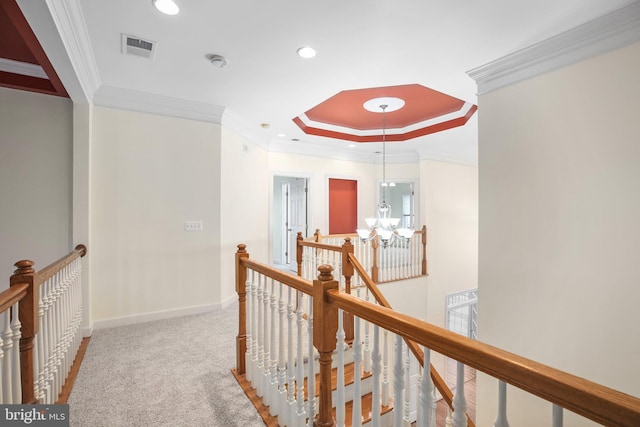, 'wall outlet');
185,220,203,232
